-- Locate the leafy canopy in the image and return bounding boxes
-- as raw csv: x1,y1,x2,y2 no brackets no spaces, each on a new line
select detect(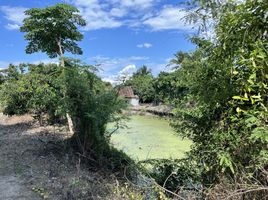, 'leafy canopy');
171,0,268,184
0,63,62,119
20,3,86,58
124,66,155,103
149,0,268,192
